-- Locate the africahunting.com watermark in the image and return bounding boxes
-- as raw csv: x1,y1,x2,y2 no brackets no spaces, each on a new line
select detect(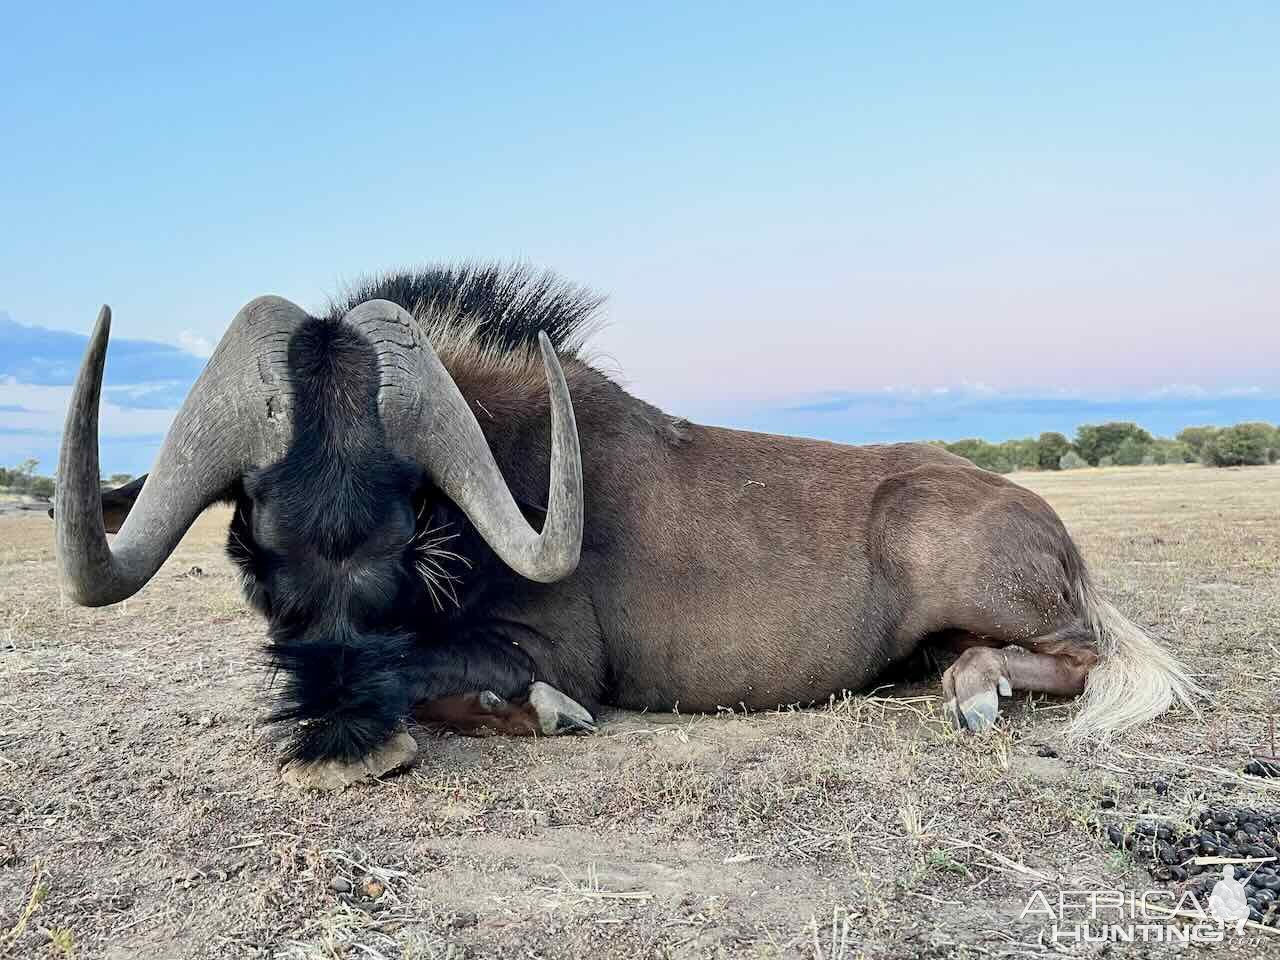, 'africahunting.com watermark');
1021,866,1255,944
